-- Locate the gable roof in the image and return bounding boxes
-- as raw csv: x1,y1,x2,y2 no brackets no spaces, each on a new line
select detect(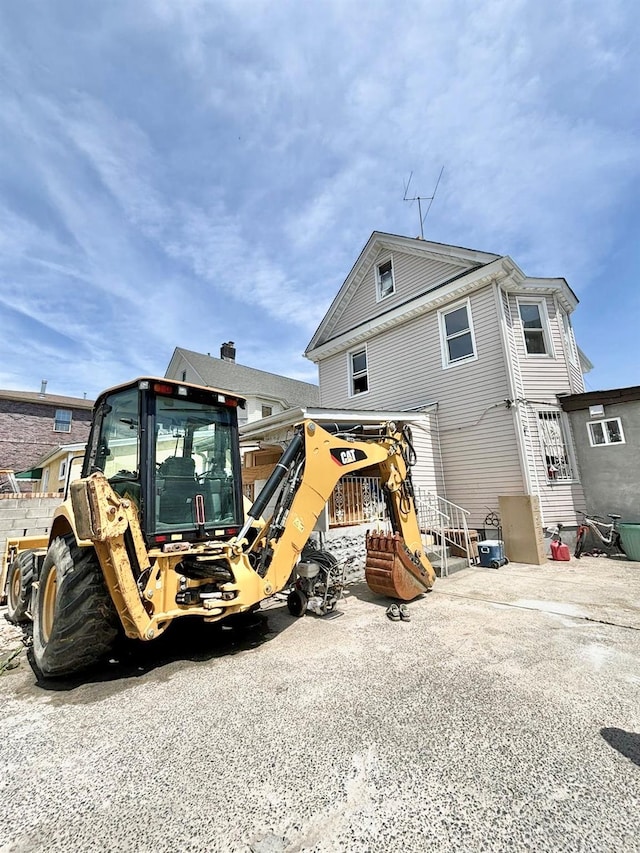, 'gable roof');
305,231,501,356
305,231,580,362
0,389,94,409
166,348,319,408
